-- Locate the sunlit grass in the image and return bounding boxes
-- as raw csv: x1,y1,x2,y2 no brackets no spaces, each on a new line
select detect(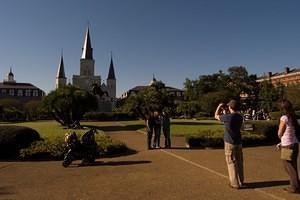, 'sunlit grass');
0,120,105,139
120,119,224,136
